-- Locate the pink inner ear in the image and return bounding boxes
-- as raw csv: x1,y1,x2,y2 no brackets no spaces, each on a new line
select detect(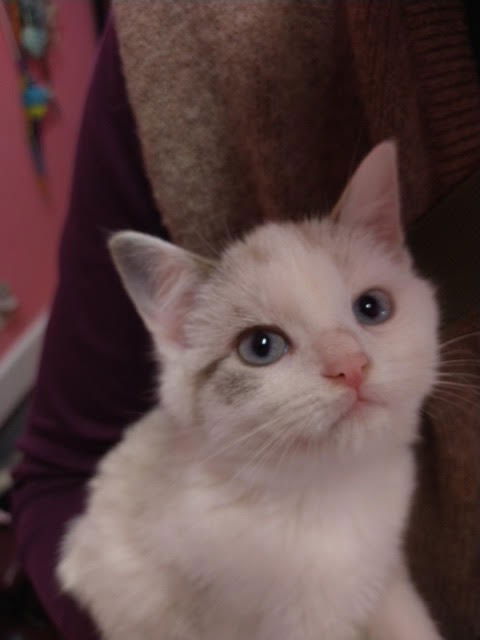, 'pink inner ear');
338,141,403,247
160,288,196,348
